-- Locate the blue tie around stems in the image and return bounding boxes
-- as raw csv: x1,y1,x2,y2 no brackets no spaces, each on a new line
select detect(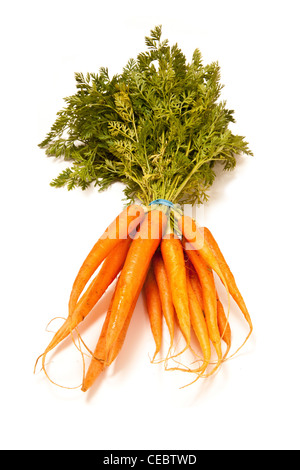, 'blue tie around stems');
149,198,183,237
149,199,174,208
